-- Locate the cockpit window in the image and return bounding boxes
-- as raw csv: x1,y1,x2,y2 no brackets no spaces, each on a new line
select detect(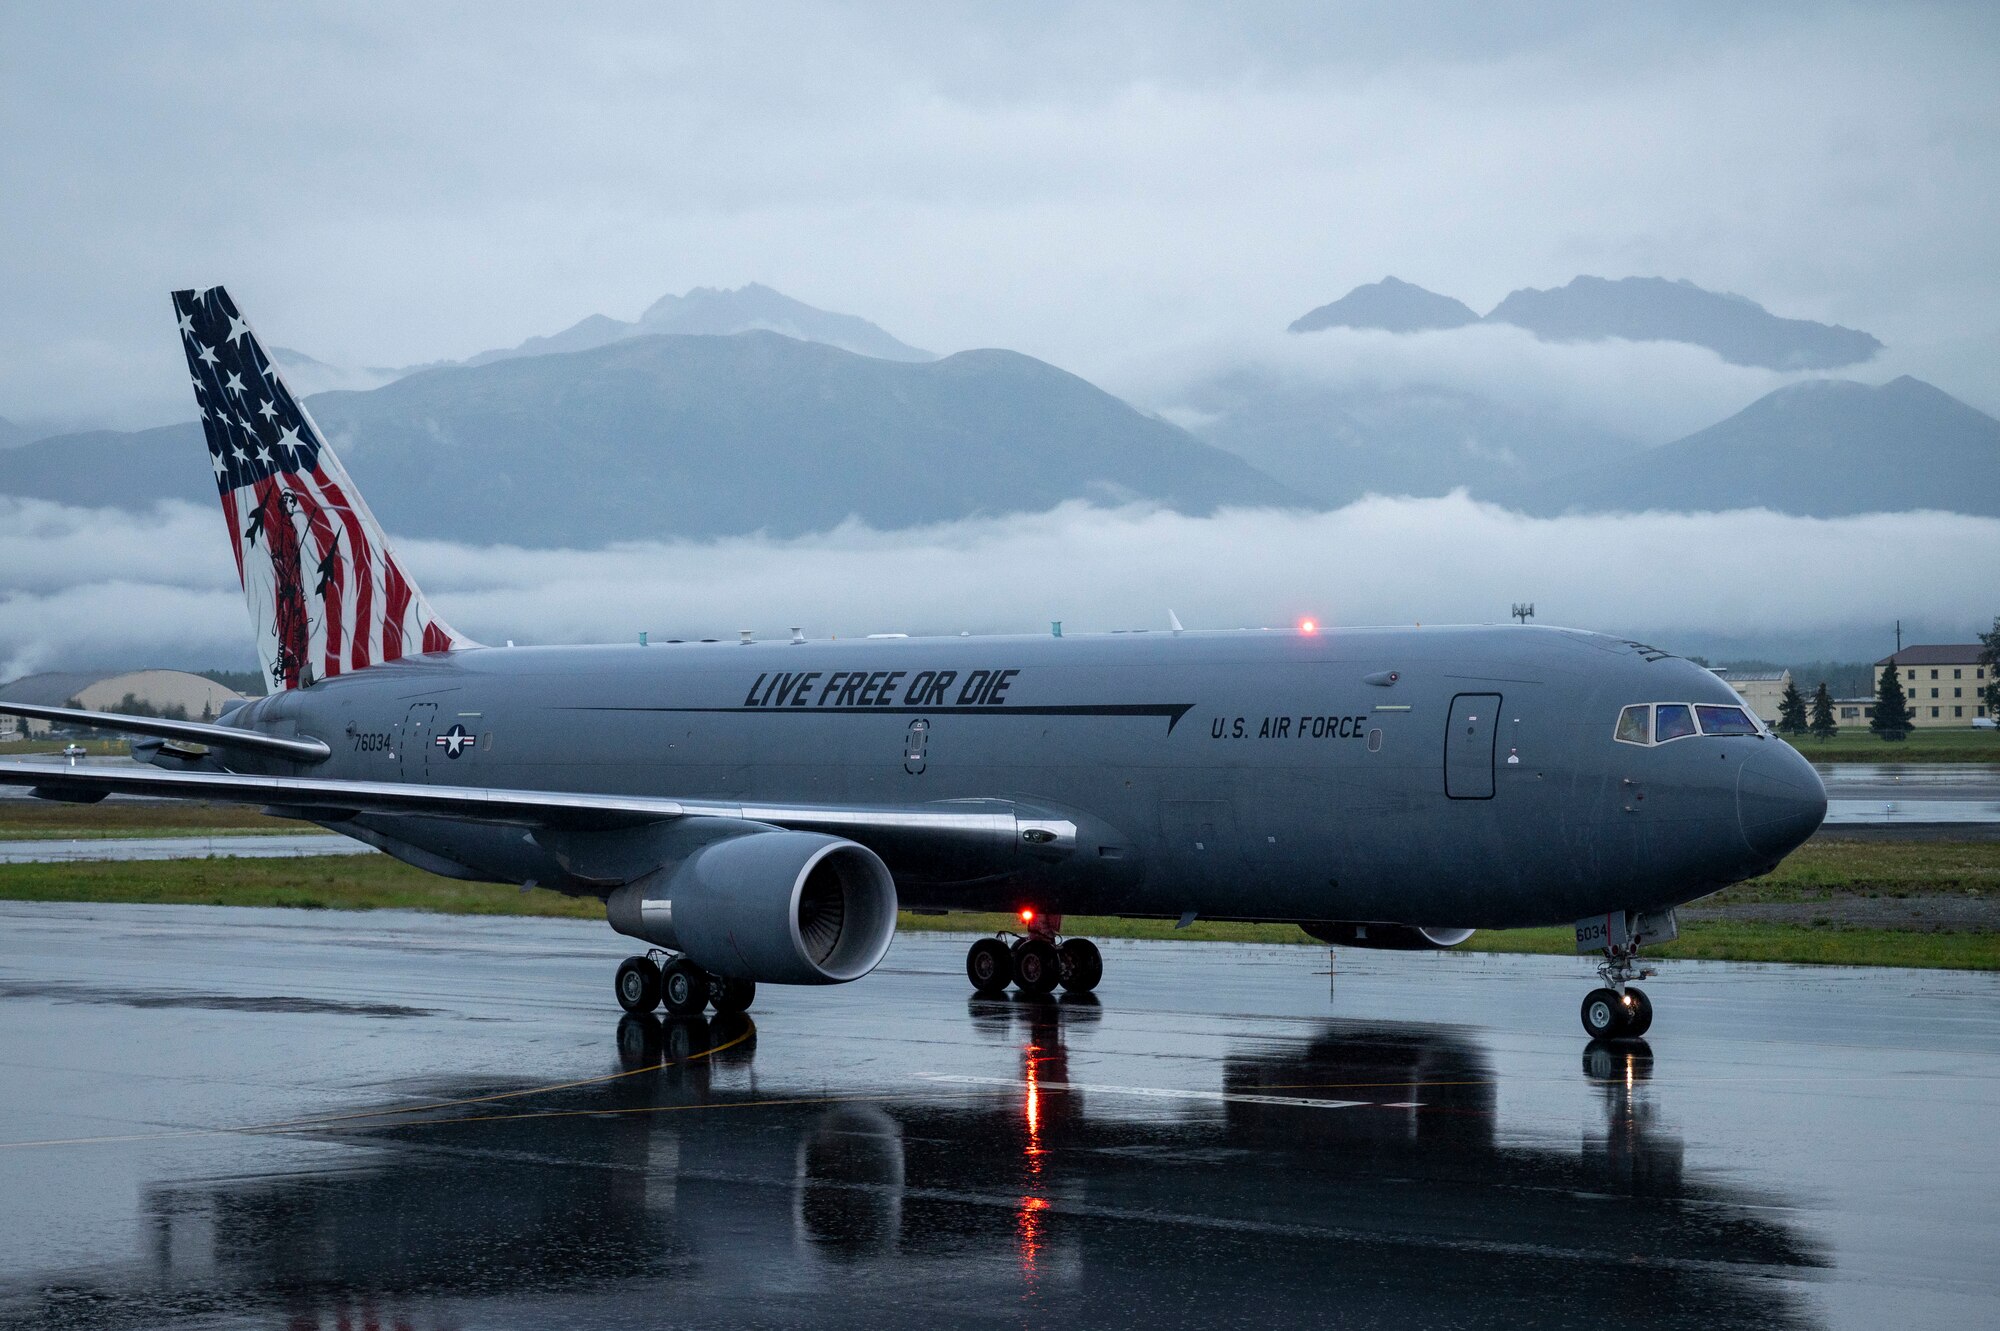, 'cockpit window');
1653,704,1697,742
1615,700,1764,746
1695,704,1759,735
